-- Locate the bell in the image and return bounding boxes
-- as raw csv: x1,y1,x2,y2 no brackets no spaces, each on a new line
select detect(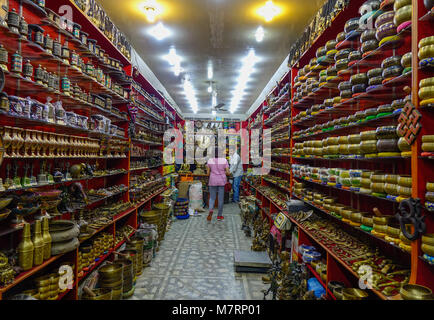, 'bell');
7,8,20,34
11,51,22,74
0,45,9,72
23,60,33,80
